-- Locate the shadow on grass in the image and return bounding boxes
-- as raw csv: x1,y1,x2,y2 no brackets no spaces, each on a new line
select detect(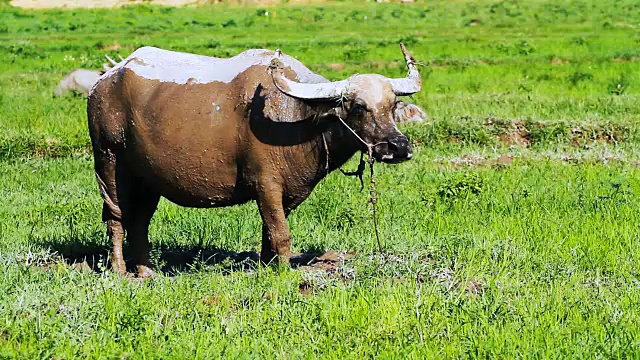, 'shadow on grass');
38,237,338,276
